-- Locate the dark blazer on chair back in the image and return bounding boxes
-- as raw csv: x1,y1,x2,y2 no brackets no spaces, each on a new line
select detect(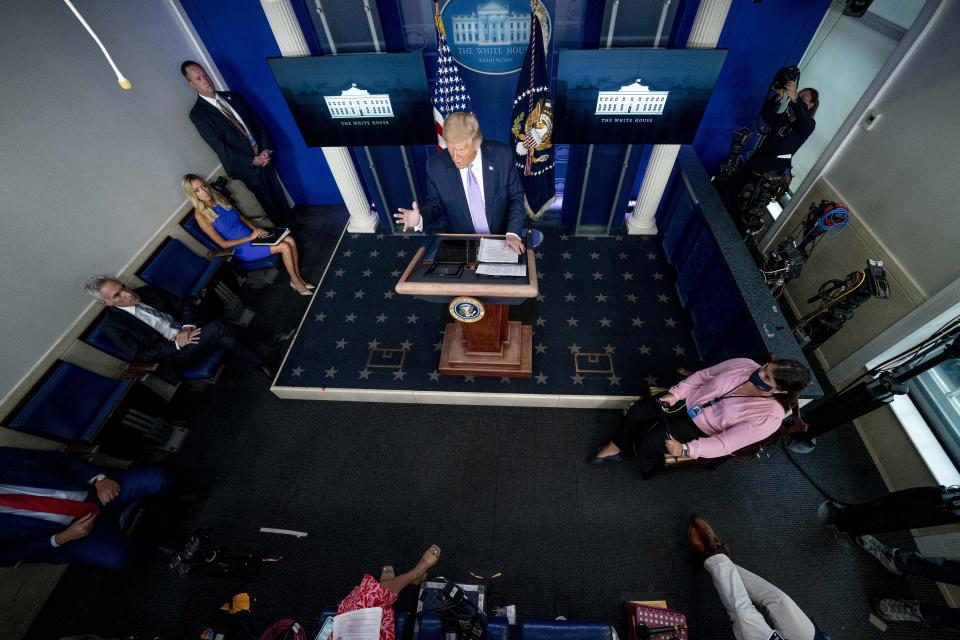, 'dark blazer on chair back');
419,140,526,237
189,91,273,181
0,447,102,566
